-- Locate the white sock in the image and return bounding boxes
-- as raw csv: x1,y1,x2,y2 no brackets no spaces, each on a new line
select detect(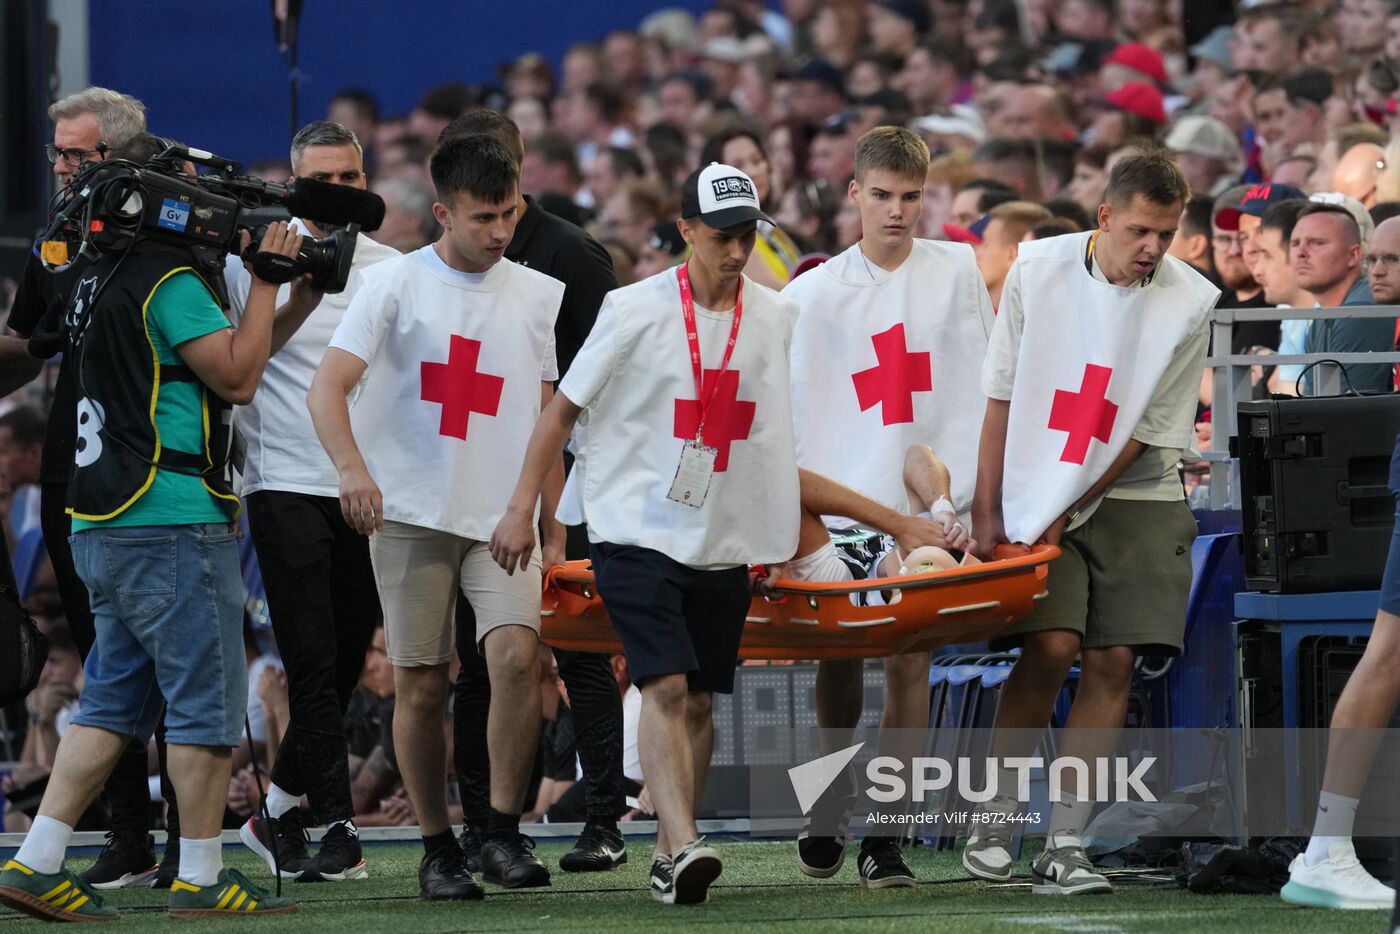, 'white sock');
1304,791,1359,868
177,836,223,887
15,815,73,874
1047,793,1095,851
264,783,300,819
